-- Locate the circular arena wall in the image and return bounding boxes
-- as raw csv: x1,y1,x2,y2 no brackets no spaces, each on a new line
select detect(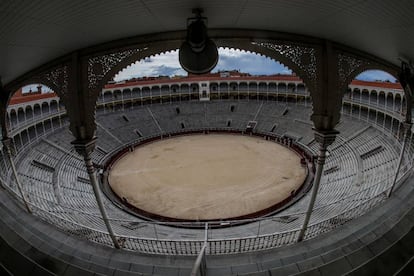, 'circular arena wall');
2,98,411,251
